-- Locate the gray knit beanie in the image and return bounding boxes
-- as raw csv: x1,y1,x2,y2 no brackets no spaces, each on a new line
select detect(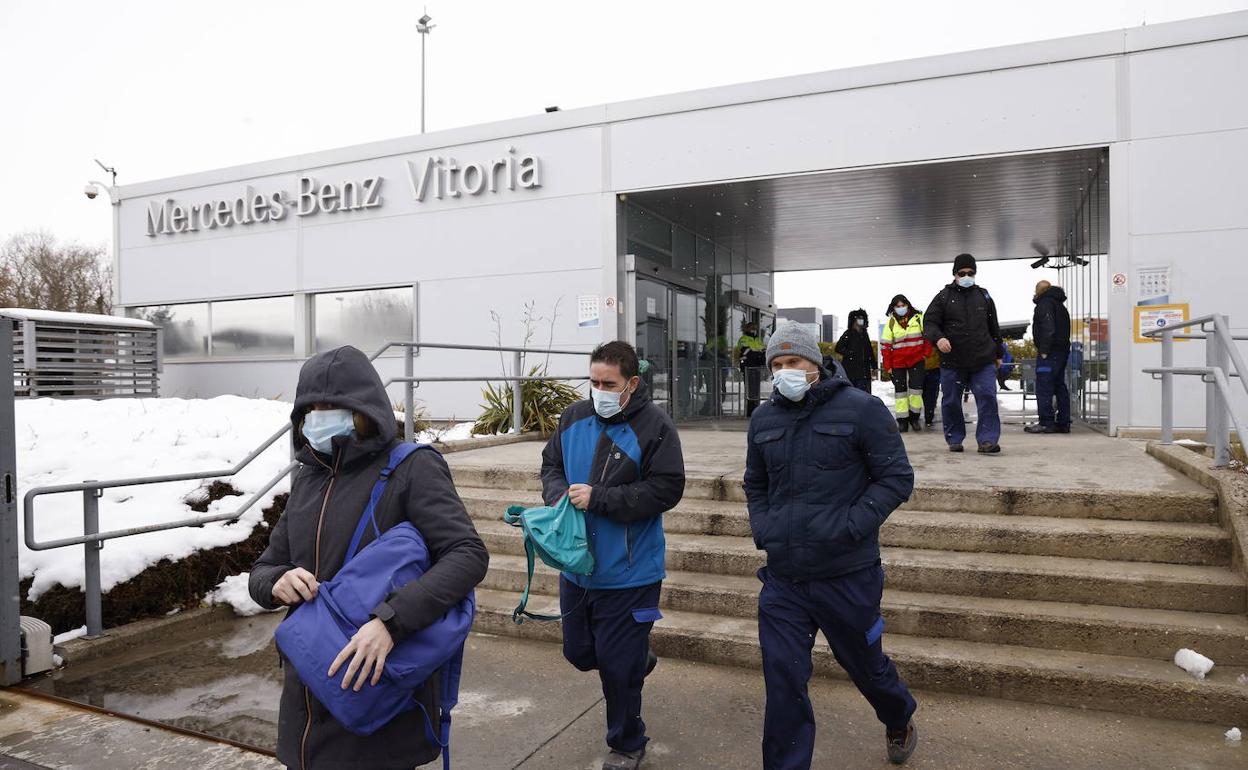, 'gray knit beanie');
766,322,822,368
